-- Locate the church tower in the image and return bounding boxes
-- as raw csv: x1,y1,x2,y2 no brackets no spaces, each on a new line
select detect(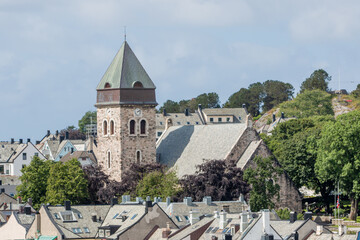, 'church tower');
95,41,157,181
